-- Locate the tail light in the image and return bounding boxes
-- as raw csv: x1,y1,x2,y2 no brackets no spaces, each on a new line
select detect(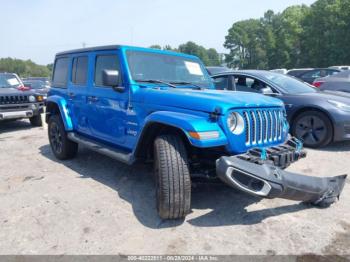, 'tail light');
313,81,324,88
